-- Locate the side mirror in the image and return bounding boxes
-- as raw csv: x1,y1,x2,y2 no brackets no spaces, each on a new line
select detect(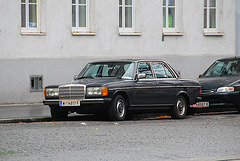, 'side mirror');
73,75,78,80
137,73,146,79
198,74,203,78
